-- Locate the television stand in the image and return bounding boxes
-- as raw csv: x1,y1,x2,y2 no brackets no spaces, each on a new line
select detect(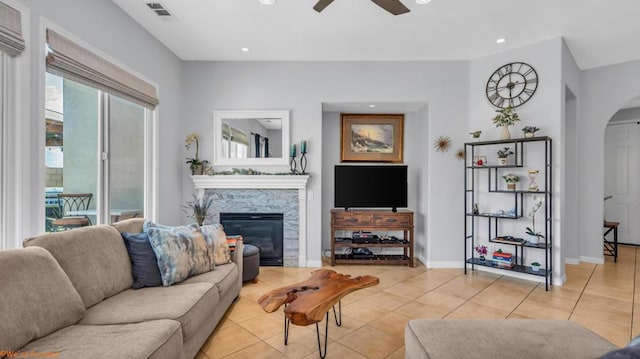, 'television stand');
330,209,414,267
